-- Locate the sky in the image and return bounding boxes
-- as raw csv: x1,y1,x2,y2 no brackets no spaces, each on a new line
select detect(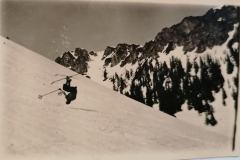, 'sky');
1,0,215,60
